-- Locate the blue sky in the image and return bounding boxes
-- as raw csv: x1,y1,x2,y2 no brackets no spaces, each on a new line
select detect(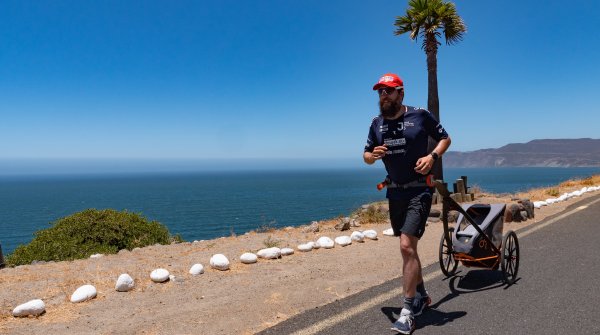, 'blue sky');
1,1,599,167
